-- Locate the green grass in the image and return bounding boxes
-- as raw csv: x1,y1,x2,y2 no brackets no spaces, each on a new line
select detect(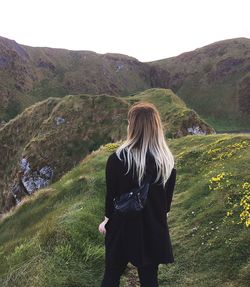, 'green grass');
125,88,214,138
0,89,214,212
1,36,249,132
202,116,250,132
0,133,249,286
148,38,250,132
